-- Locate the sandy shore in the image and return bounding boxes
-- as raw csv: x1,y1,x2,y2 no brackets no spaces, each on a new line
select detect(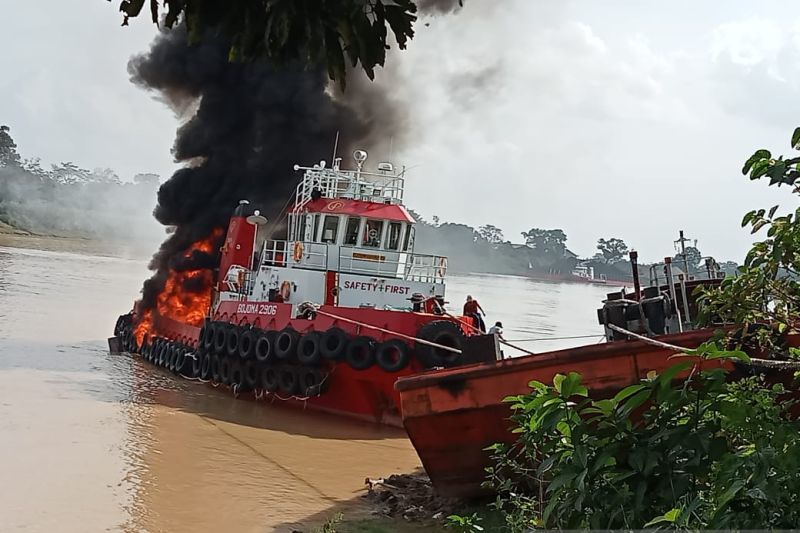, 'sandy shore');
0,222,155,260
